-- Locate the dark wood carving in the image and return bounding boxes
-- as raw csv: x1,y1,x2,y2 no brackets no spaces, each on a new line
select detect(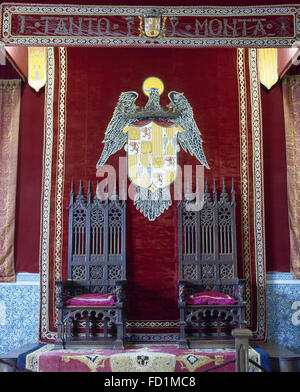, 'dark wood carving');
55,181,127,349
178,178,246,348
